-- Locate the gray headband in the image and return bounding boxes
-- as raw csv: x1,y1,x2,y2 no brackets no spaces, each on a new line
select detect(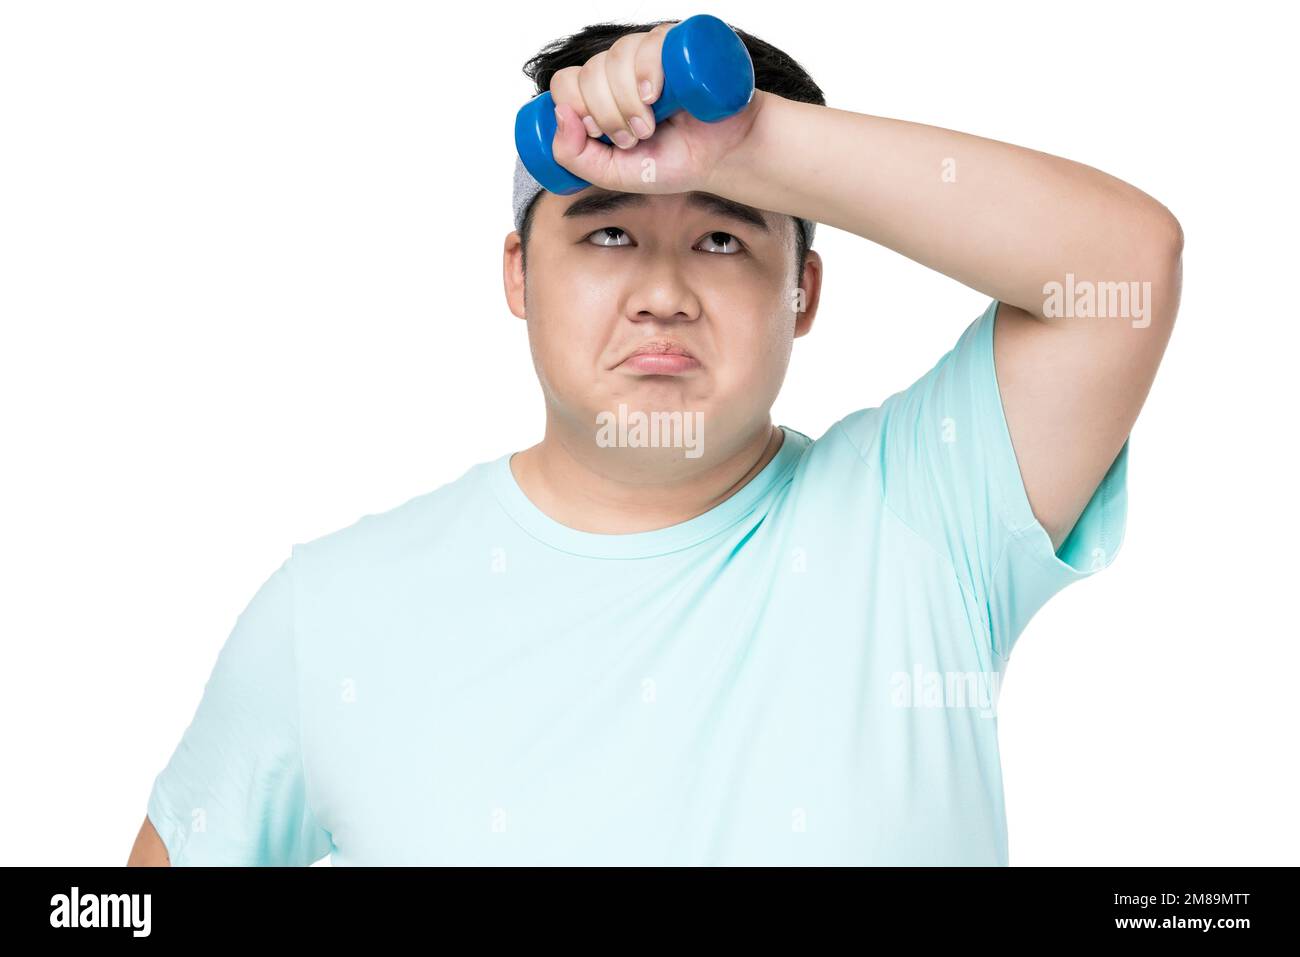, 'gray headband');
512,154,816,249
